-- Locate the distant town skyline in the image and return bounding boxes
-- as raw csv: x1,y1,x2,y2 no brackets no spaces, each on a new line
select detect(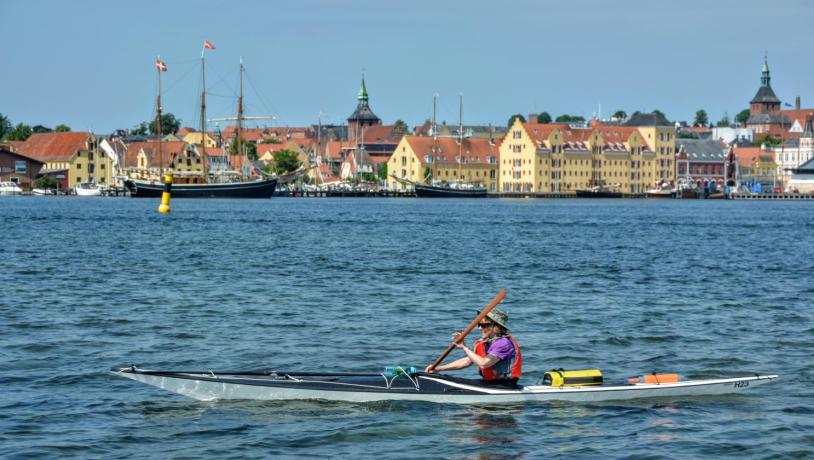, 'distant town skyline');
2,0,813,133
